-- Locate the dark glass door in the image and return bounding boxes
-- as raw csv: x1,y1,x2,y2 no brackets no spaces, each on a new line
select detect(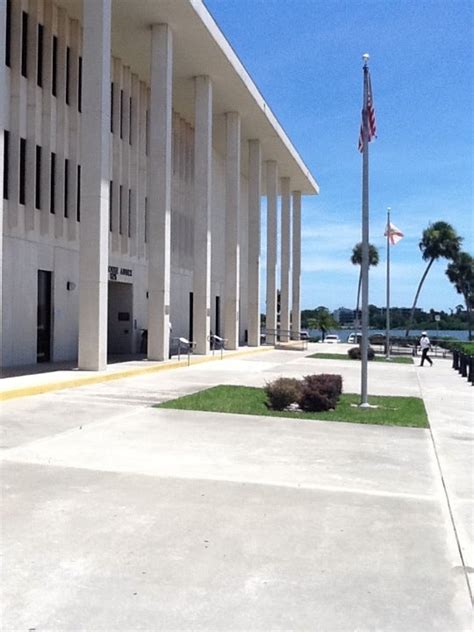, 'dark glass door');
189,291,194,342
215,296,220,337
37,270,52,362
